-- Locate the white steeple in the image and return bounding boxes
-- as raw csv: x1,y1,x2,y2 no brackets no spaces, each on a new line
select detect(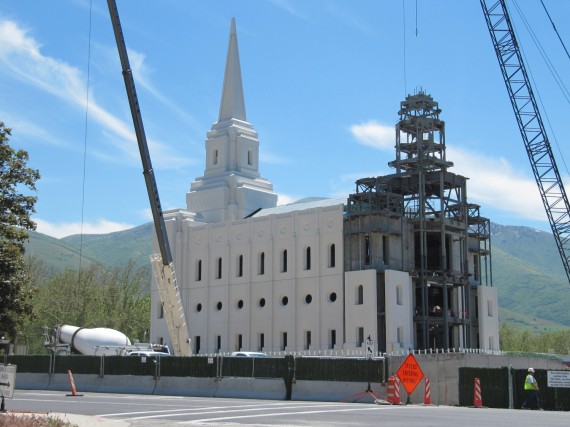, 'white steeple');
218,18,246,123
186,18,277,223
